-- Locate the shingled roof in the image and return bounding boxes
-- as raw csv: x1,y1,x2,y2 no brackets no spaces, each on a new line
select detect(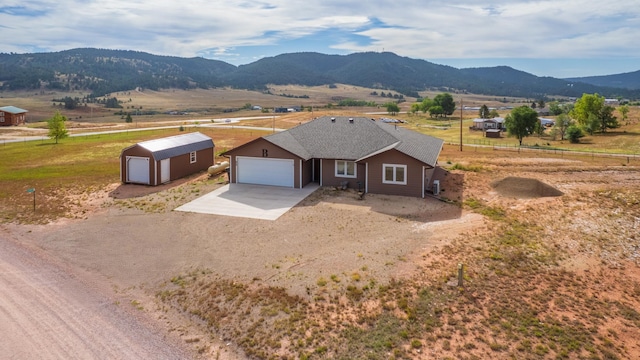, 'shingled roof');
264,116,443,166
